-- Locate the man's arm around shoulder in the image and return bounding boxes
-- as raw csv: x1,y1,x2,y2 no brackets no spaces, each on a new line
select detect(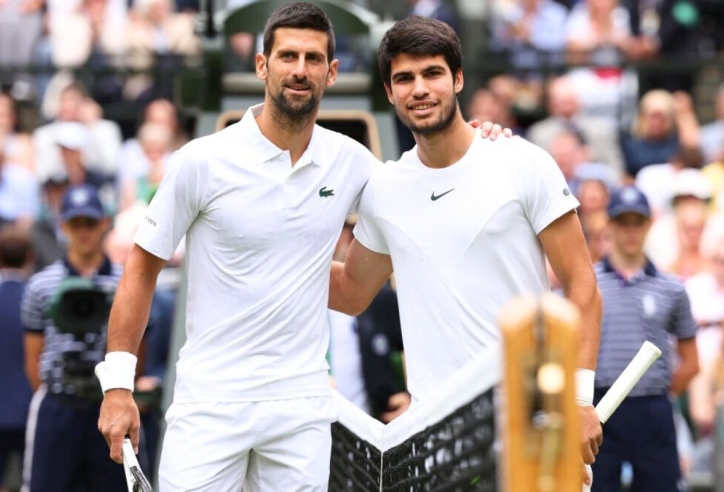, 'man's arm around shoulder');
98,244,166,463
329,239,393,316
